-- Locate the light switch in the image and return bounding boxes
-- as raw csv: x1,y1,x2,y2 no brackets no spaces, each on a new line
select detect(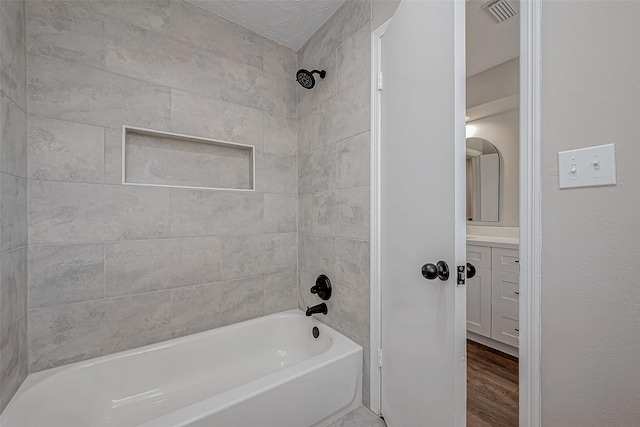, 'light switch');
558,143,616,189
